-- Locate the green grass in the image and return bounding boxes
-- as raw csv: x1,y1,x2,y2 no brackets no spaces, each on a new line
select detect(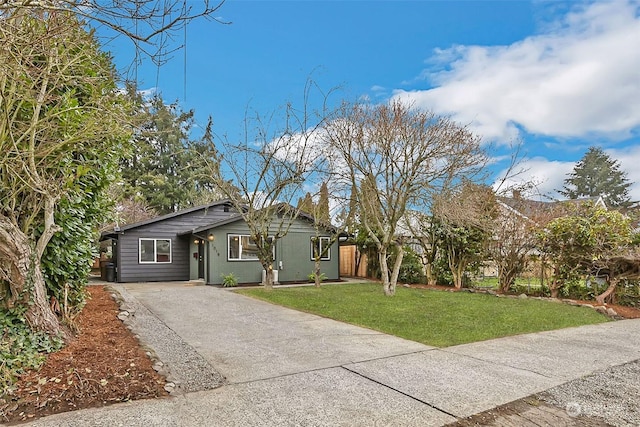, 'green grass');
472,276,542,289
237,283,609,347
